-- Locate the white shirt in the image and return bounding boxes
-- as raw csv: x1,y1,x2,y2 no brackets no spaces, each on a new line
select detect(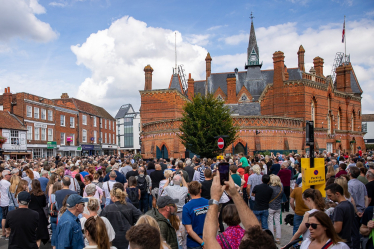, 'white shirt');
0,179,11,207
103,180,116,199
33,171,40,179
300,238,349,249
80,216,115,246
